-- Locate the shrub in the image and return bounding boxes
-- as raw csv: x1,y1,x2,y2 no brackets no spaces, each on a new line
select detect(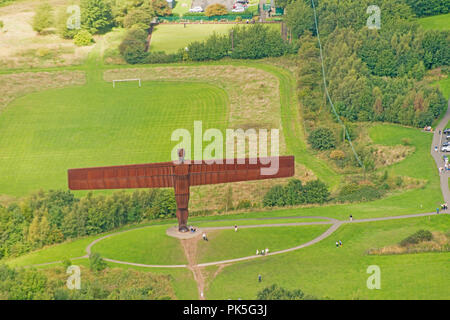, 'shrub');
337,183,384,203
119,27,149,64
73,29,93,46
257,284,318,300
89,252,107,272
308,128,336,150
0,20,4,29
235,16,242,22
145,51,181,64
400,230,433,247
263,179,329,207
32,2,54,34
186,32,230,61
205,4,228,17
